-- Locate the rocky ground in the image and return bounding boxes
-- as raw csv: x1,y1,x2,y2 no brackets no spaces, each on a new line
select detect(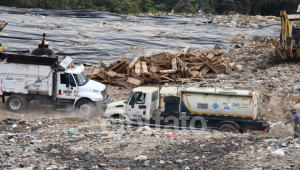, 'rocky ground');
0,116,298,170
